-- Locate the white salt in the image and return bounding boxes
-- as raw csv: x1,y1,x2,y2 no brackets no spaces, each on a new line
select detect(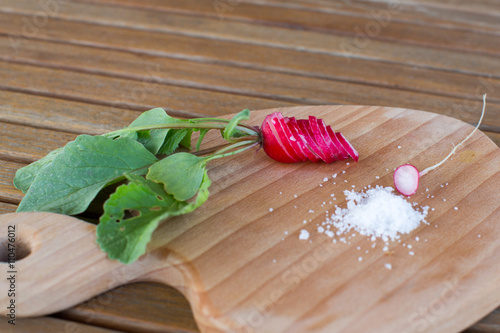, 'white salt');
299,229,309,240
325,186,428,242
269,208,274,212
385,263,392,270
